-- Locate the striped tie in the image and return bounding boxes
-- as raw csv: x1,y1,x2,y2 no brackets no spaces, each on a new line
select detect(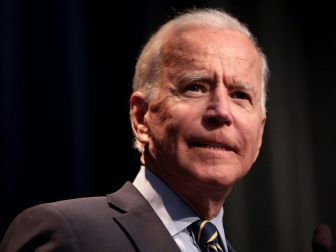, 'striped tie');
190,220,224,252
